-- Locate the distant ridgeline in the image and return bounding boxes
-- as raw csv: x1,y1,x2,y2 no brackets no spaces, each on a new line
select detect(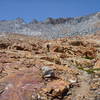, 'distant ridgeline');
0,12,100,39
